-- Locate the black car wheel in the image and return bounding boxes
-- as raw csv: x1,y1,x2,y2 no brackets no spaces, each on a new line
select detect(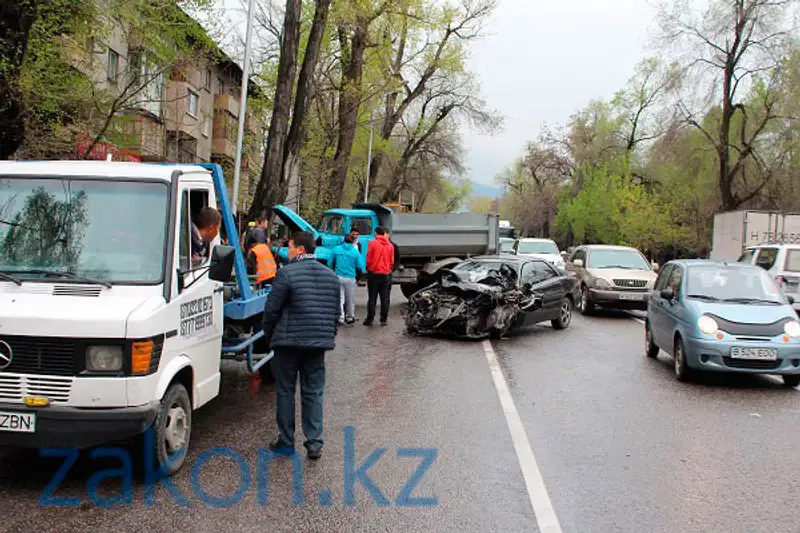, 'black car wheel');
551,297,573,330
580,286,594,315
645,322,659,358
673,337,694,382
